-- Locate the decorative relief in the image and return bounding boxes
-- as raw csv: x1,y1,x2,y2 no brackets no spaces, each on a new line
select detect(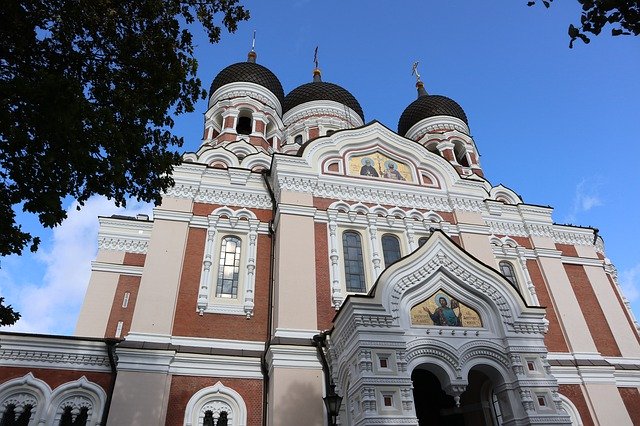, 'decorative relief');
0,350,110,368
56,396,93,422
449,197,483,212
486,220,528,237
195,188,272,209
165,184,199,199
553,229,594,246
314,181,452,211
97,237,148,254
